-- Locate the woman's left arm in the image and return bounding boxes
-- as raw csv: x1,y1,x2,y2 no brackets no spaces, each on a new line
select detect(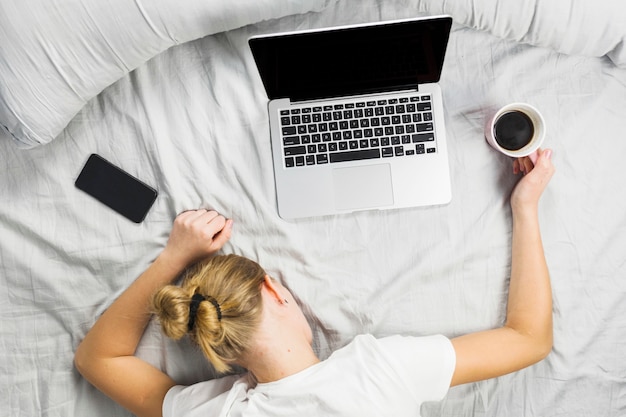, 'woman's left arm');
74,210,233,417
